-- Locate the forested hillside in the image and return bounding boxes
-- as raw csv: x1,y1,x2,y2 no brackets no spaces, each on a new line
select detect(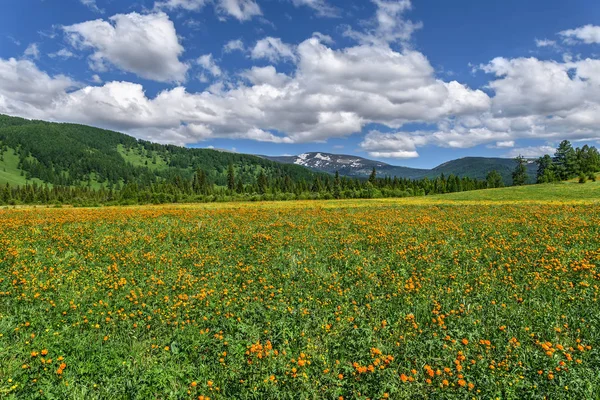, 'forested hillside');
0,114,492,205
0,114,318,189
